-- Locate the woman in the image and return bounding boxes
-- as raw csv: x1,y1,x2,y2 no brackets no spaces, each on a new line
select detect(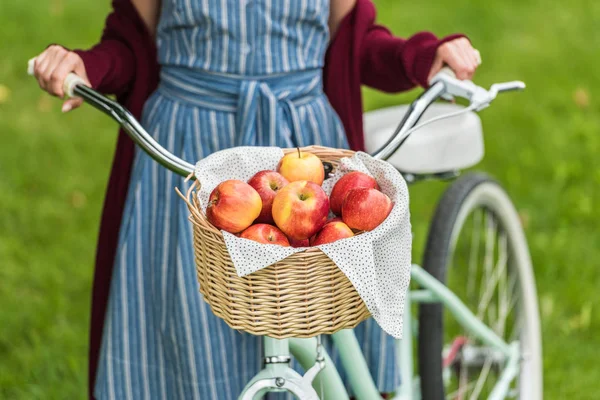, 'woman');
32,0,479,398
